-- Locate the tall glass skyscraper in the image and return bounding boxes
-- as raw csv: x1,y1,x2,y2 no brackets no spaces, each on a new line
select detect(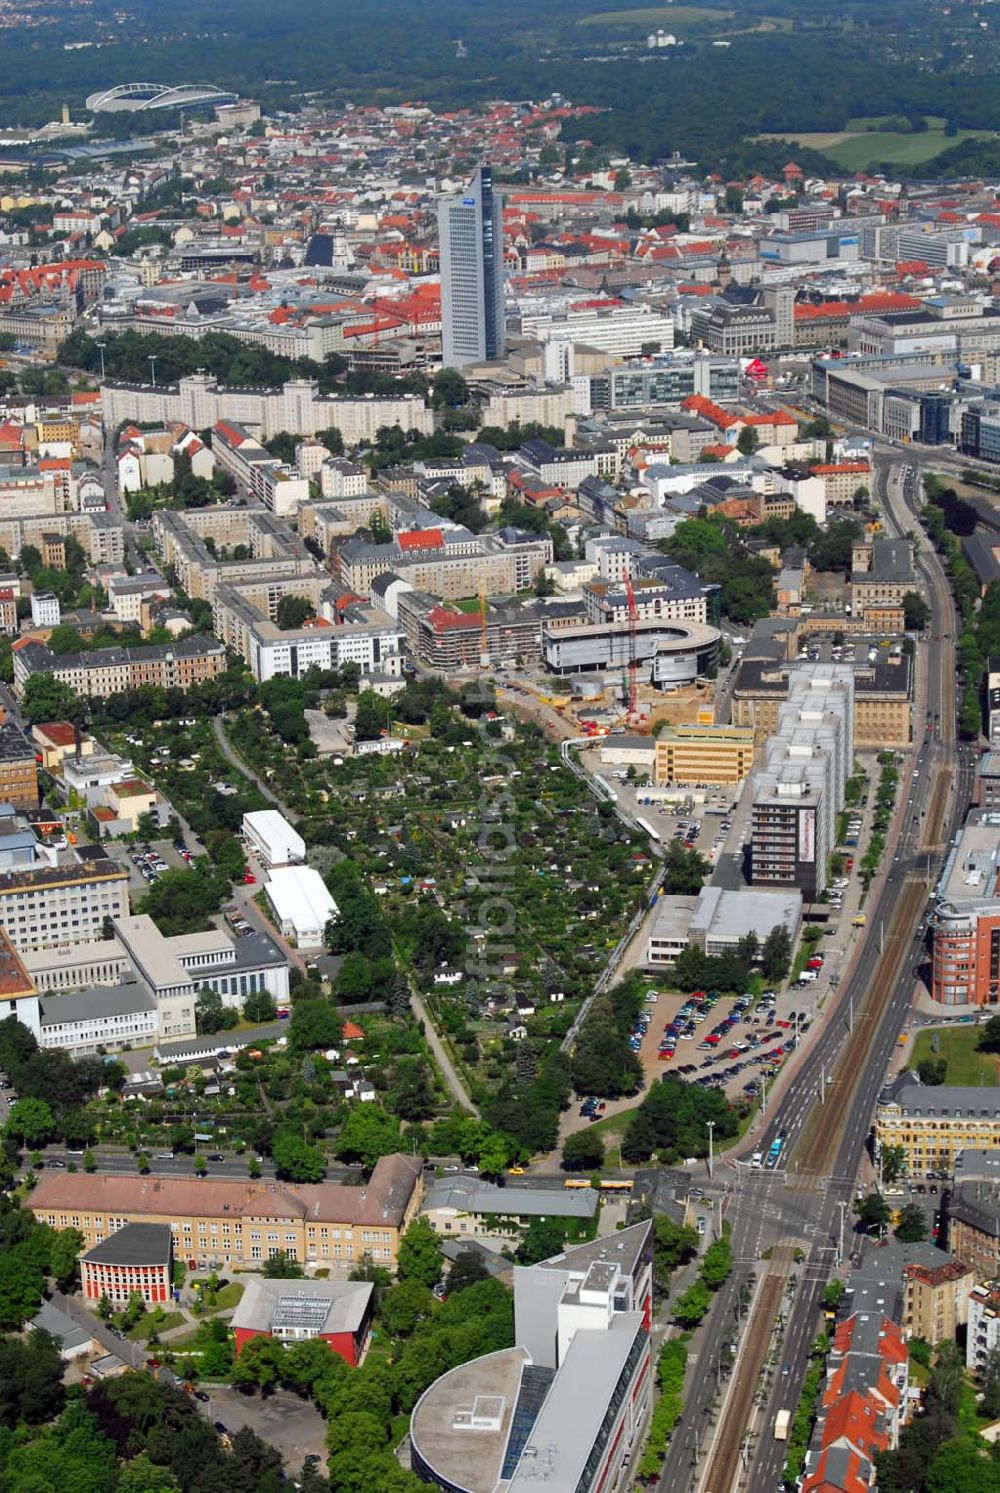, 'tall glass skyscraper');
438,165,506,368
